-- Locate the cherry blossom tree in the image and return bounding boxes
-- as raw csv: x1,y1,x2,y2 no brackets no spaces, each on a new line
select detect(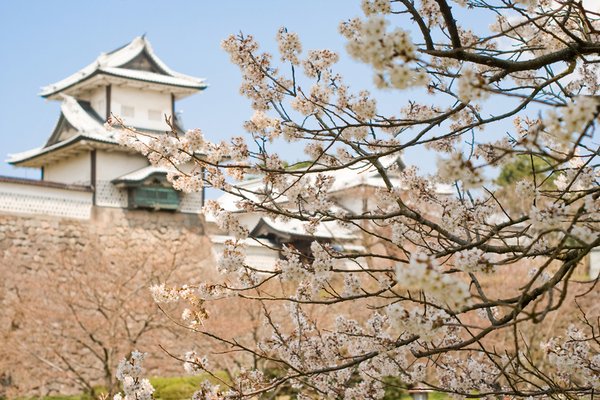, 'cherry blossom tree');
115,0,600,398
0,236,212,397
